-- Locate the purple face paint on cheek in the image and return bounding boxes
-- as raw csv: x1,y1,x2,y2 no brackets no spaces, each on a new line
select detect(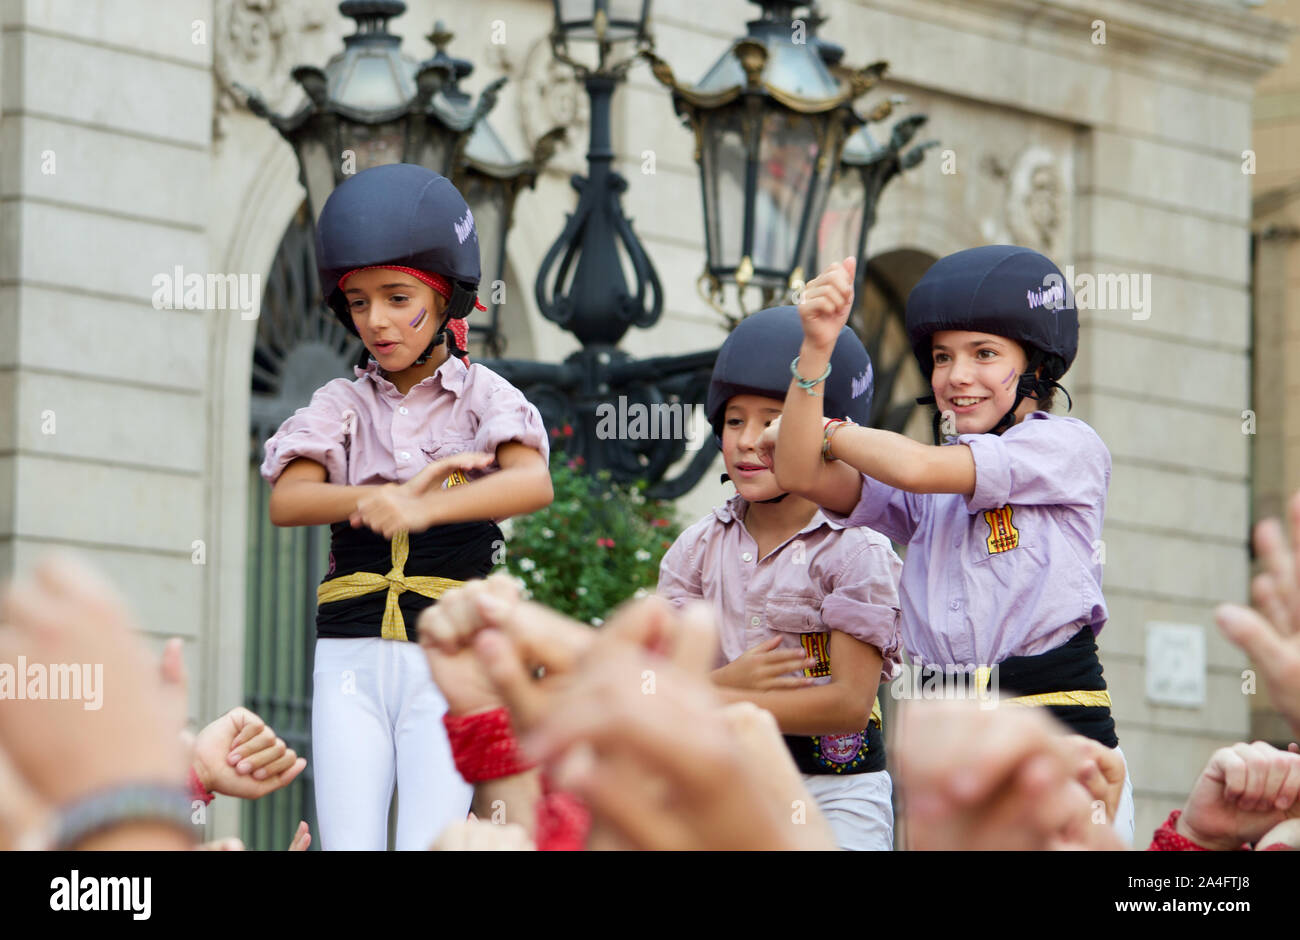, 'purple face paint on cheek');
1002,367,1016,387
409,307,428,331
